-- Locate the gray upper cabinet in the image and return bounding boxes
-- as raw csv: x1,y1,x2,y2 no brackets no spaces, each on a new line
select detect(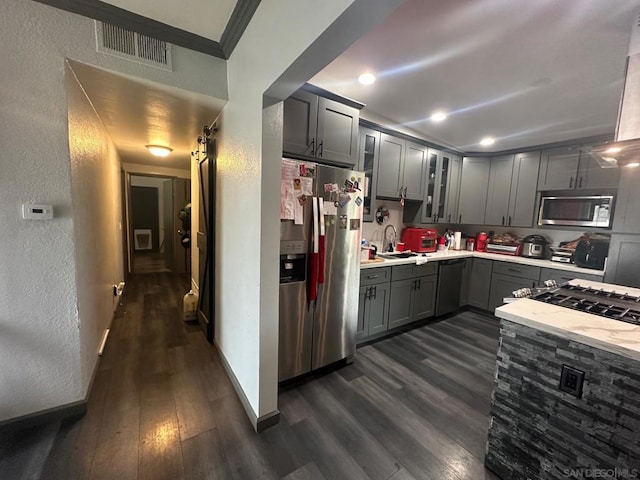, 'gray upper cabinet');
376,134,426,201
445,155,462,224
458,157,491,224
484,155,514,226
283,91,359,166
357,128,381,223
283,90,317,157
422,150,461,223
537,144,618,191
508,152,541,227
578,145,620,190
316,98,359,166
403,141,427,201
377,133,405,199
537,146,581,190
605,234,640,288
612,165,640,234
